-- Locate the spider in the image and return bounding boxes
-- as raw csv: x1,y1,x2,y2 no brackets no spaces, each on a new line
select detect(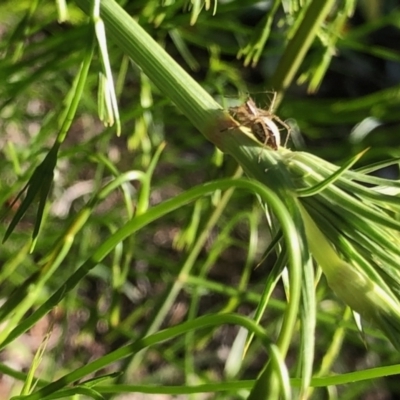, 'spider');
229,93,290,150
